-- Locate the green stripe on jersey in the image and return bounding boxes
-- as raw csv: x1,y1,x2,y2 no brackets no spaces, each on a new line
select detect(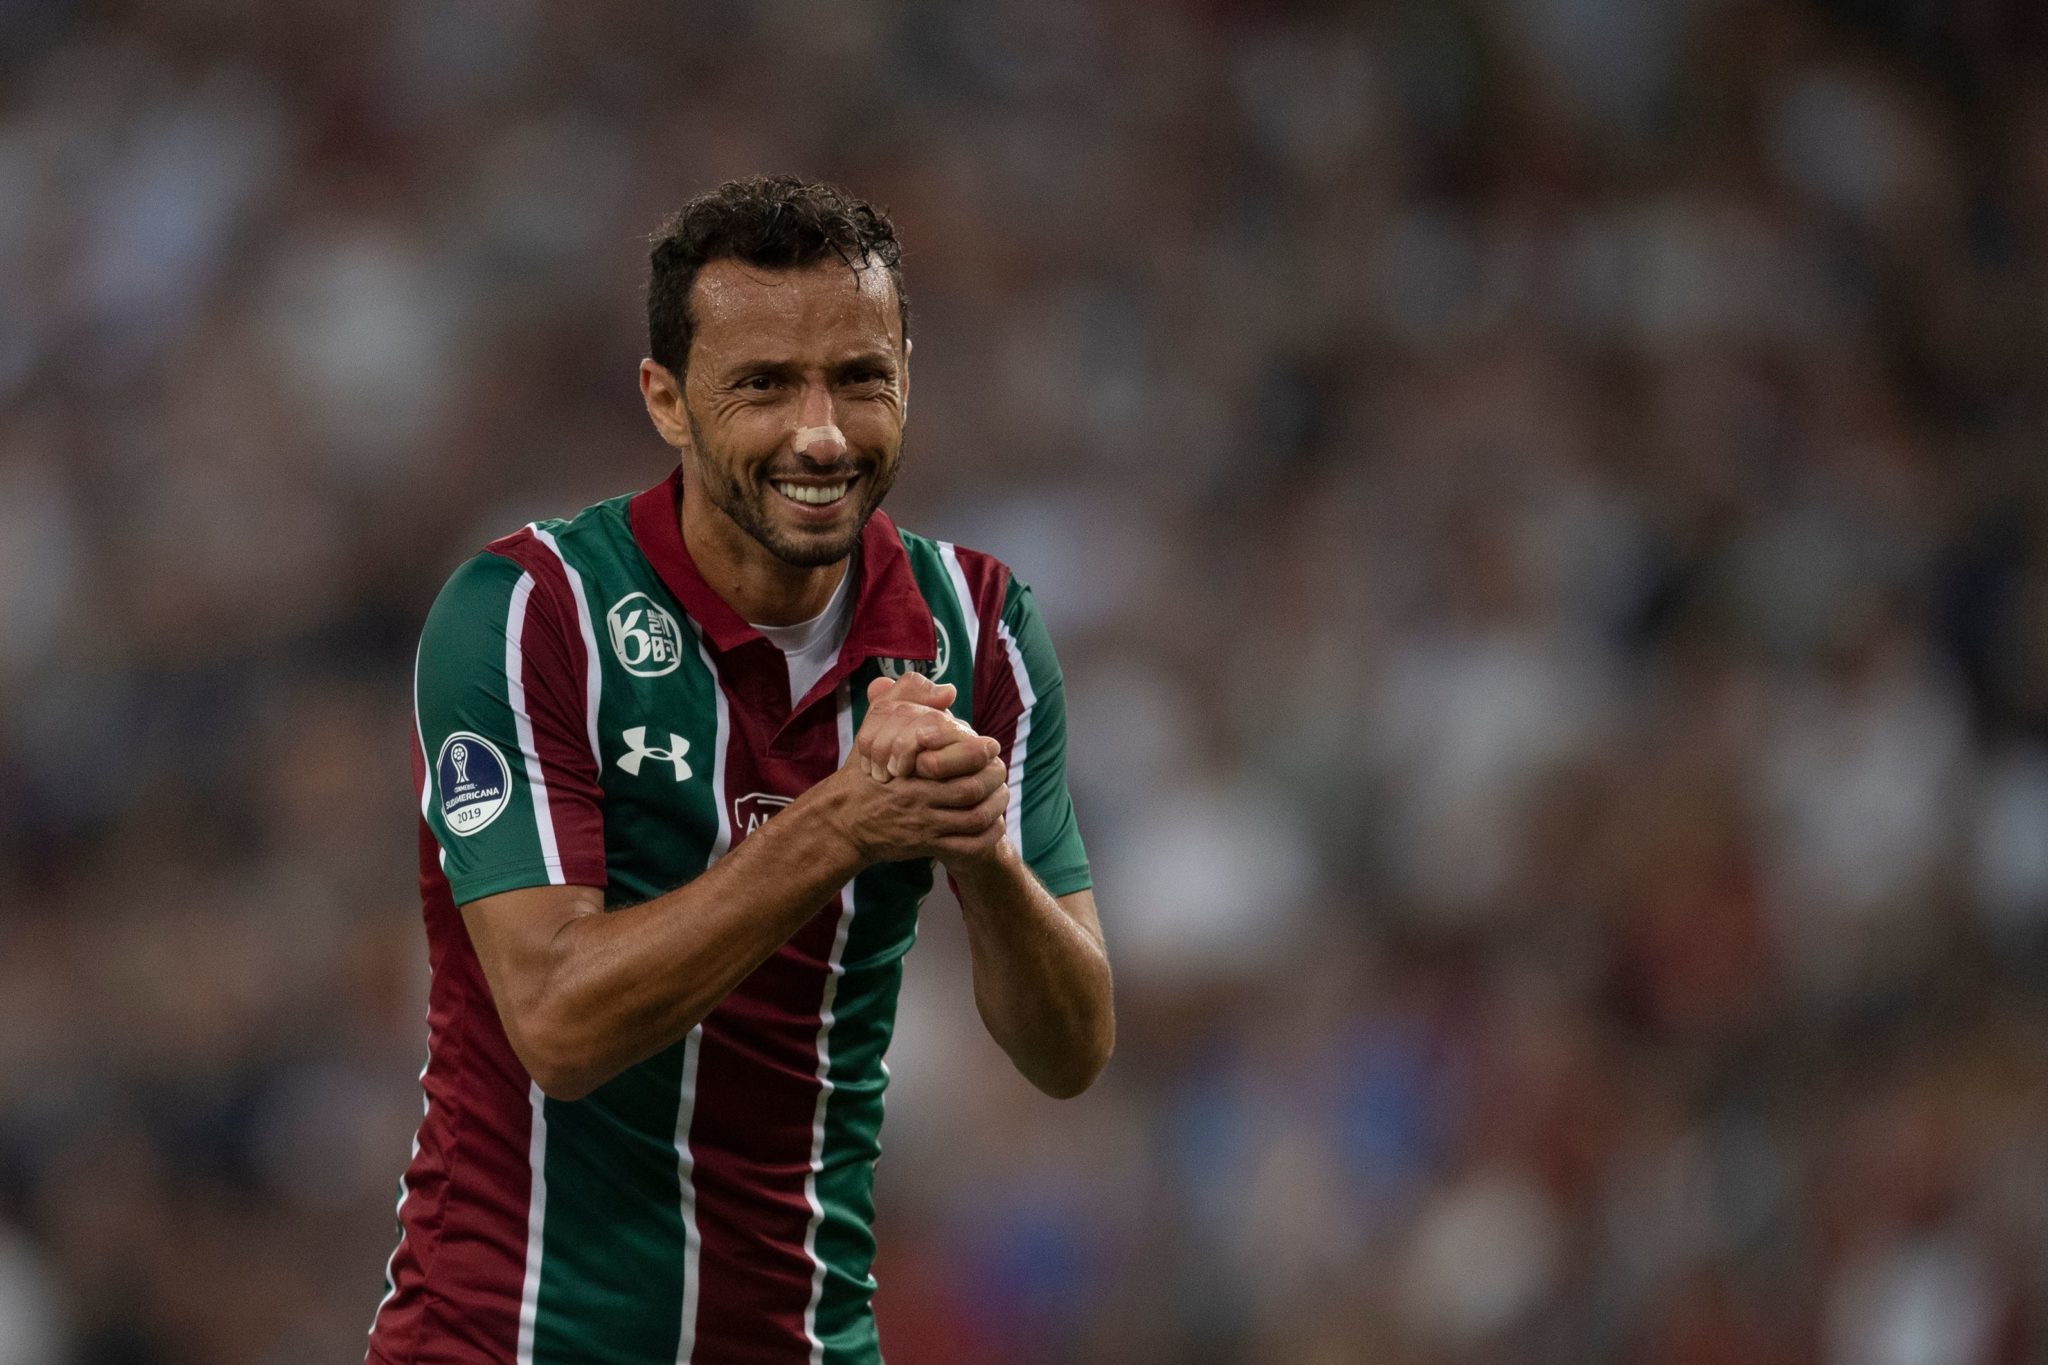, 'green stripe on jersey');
521,501,728,1362
896,534,979,724
807,677,930,1364
897,531,1091,895
414,552,569,903
531,1060,693,1362
998,576,1091,897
